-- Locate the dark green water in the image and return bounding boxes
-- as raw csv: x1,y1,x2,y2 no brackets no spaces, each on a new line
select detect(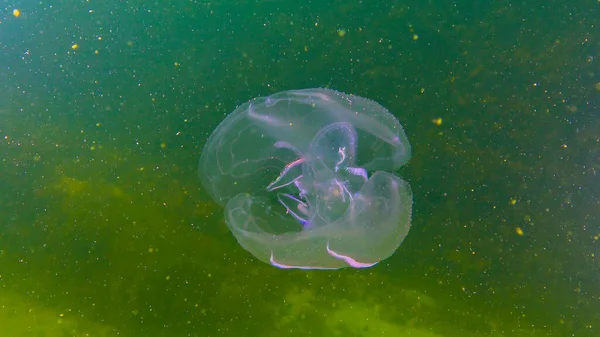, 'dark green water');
1,0,598,336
